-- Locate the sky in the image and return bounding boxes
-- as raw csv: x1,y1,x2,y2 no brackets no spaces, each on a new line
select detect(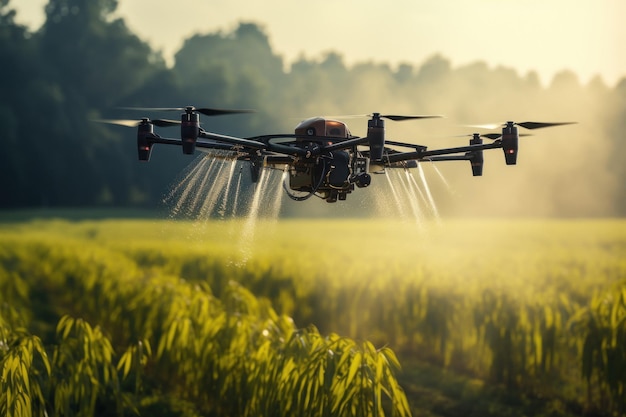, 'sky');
12,0,626,86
